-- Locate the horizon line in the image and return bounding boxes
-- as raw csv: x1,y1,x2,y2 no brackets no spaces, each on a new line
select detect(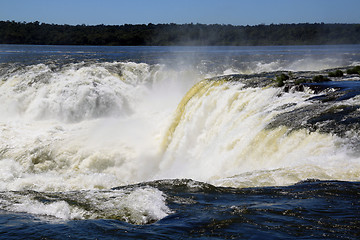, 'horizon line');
2,20,359,27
